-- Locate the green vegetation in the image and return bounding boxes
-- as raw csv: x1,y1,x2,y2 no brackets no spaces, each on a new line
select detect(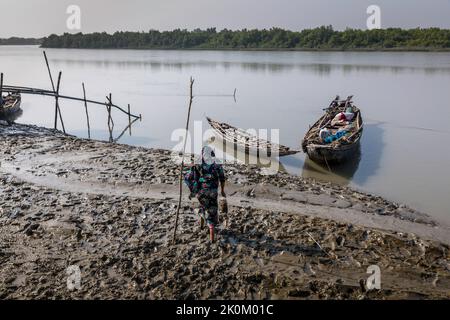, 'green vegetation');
41,26,450,50
0,37,42,45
